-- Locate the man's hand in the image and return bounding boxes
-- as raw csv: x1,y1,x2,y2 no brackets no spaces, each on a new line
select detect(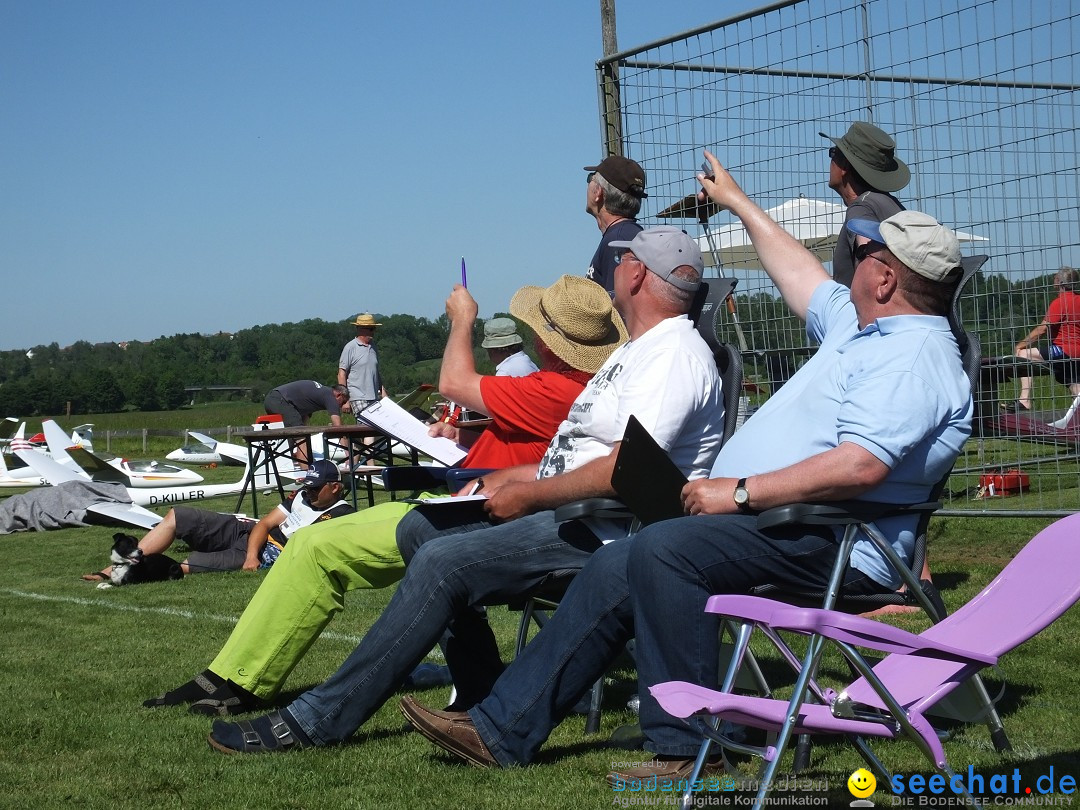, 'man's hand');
473,465,536,496
446,285,479,324
427,422,461,443
681,477,739,516
697,150,751,213
484,480,540,522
